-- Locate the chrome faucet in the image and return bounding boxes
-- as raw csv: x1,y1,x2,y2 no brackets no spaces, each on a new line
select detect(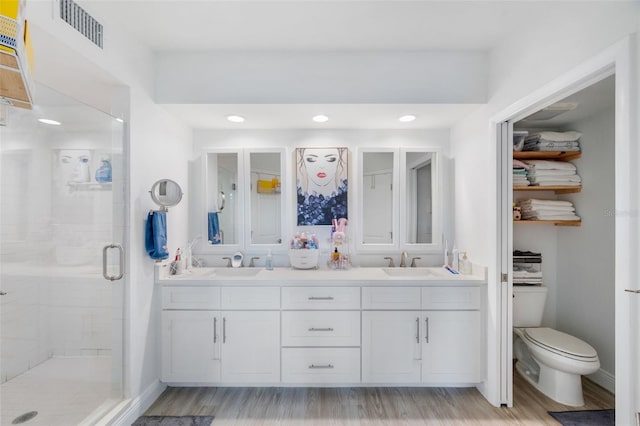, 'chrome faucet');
384,257,395,267
400,251,409,267
222,256,232,267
